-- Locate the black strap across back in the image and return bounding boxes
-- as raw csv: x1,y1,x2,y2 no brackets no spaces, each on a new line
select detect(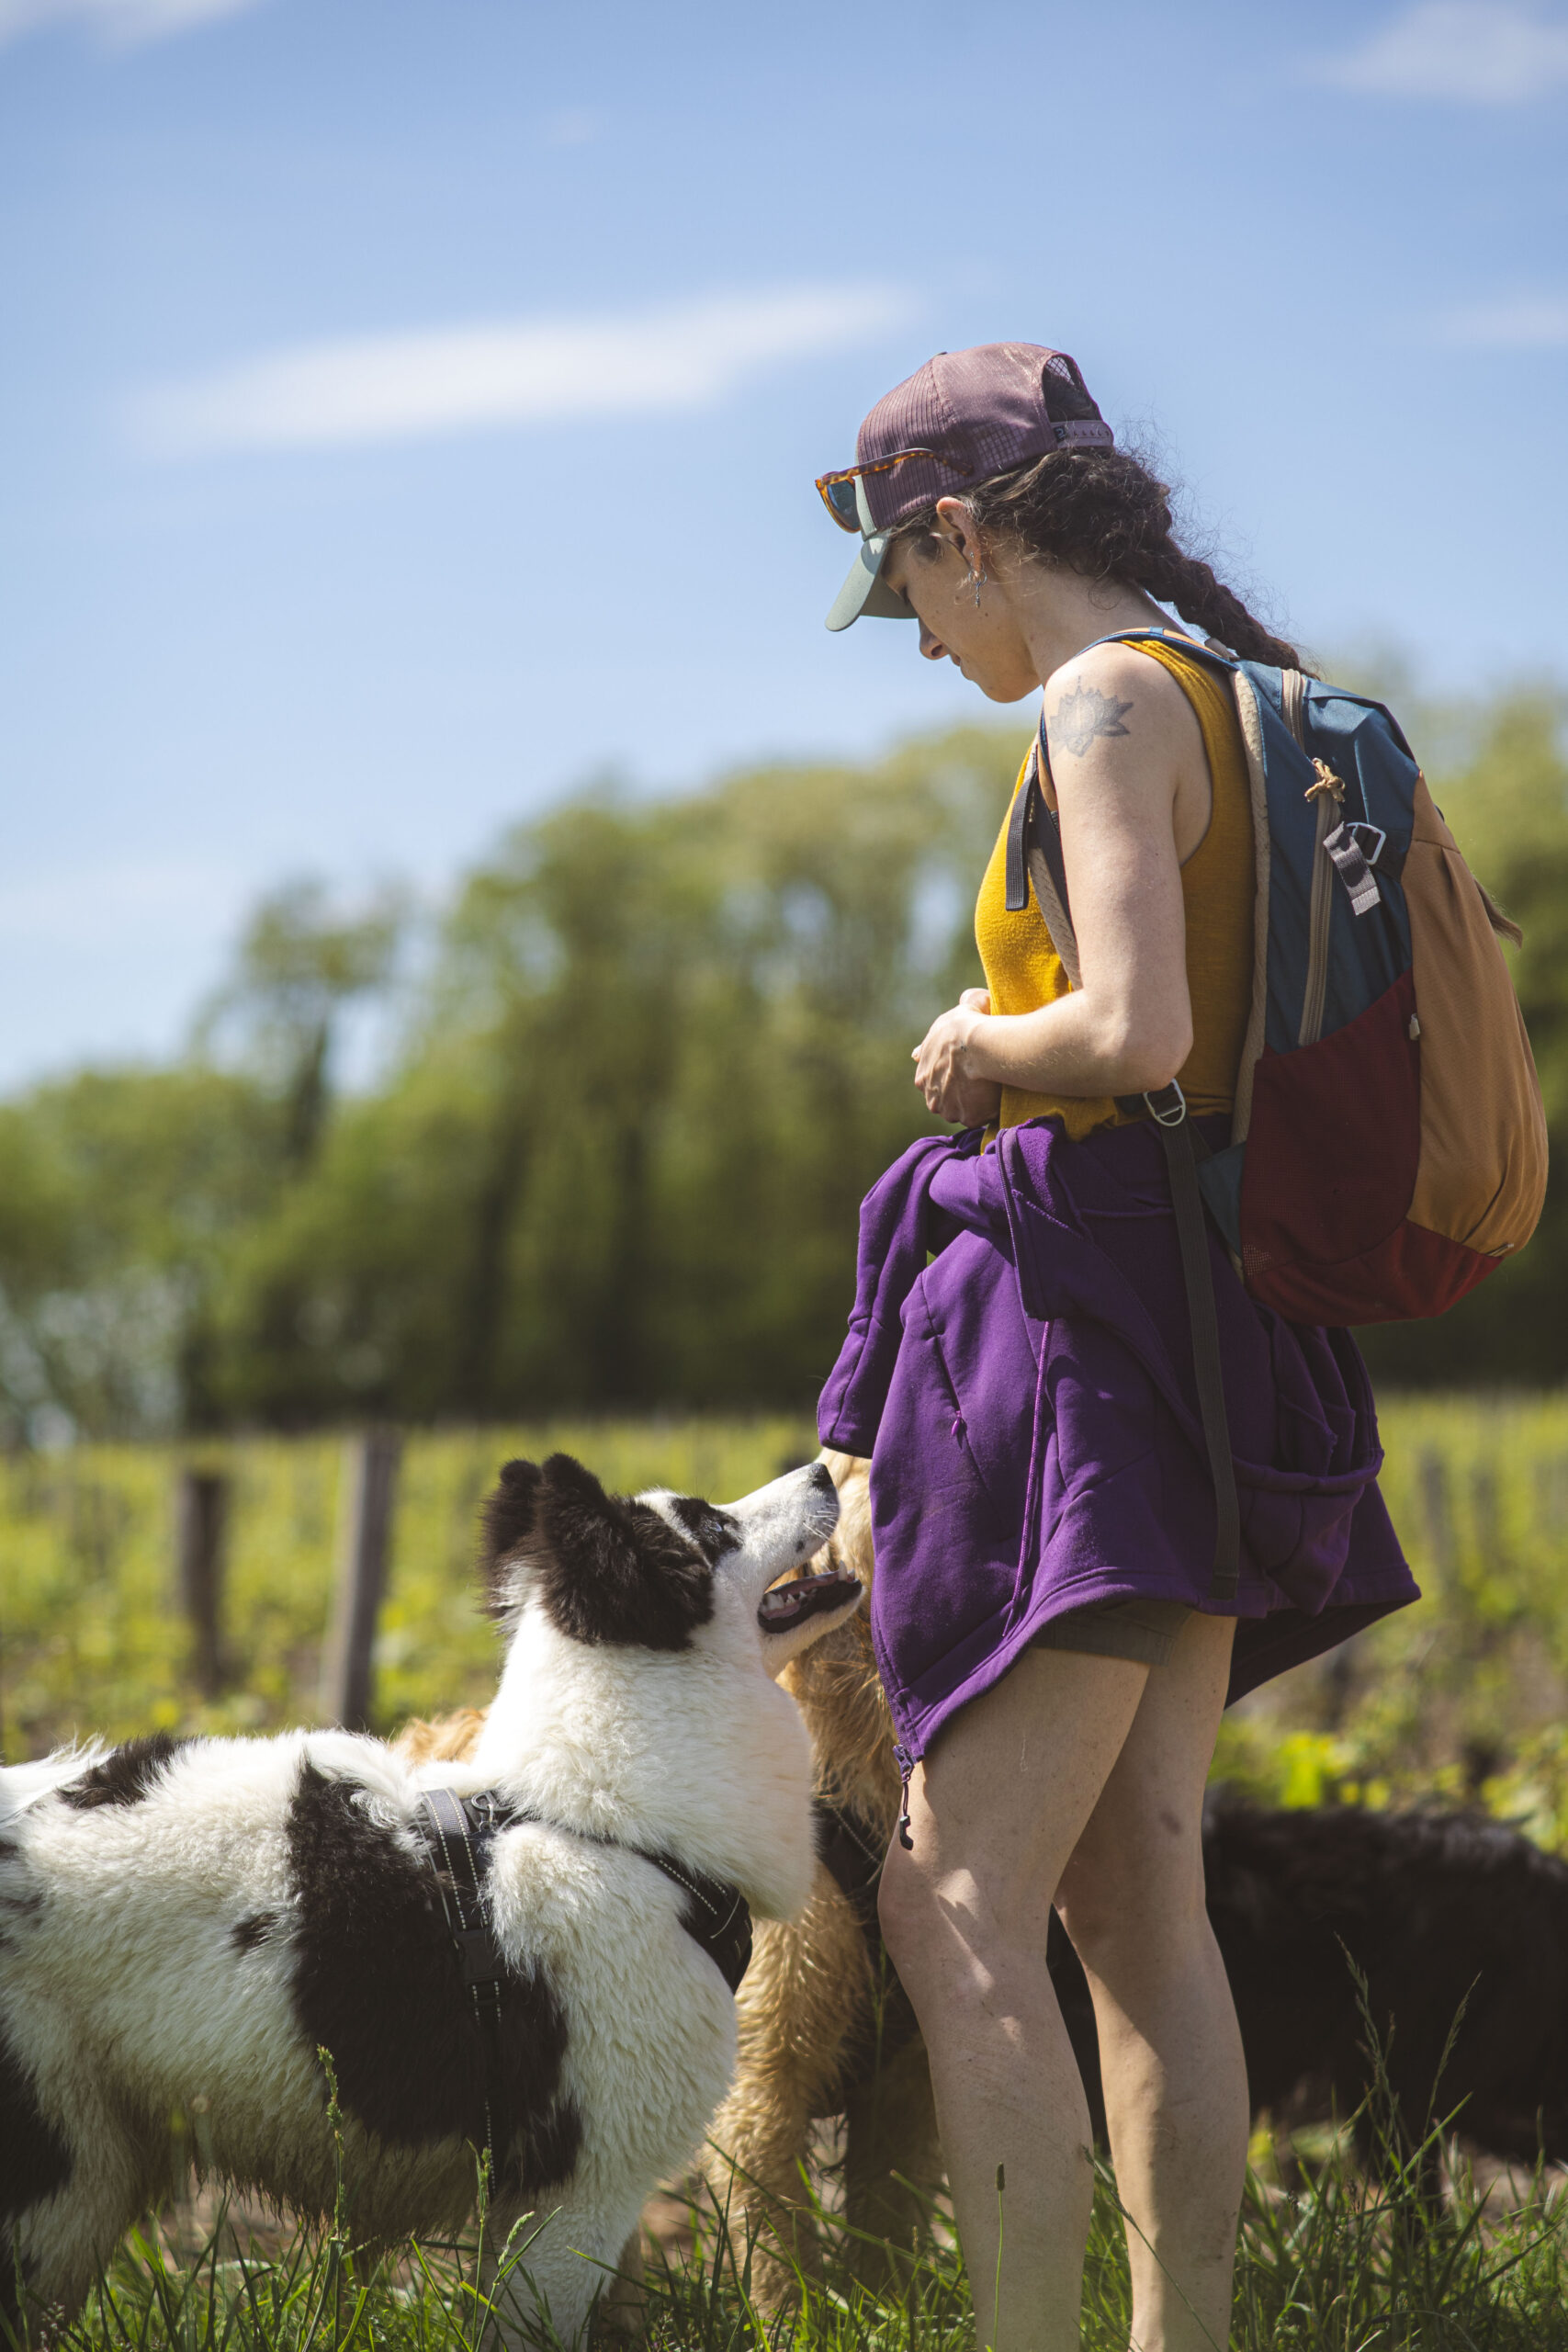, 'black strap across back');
1005,713,1242,1604
414,1787,753,2187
